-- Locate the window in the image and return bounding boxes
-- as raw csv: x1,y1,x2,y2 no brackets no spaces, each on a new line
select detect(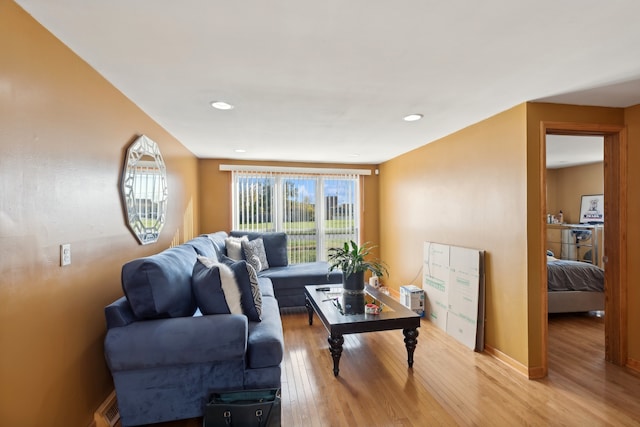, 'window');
228,166,365,264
